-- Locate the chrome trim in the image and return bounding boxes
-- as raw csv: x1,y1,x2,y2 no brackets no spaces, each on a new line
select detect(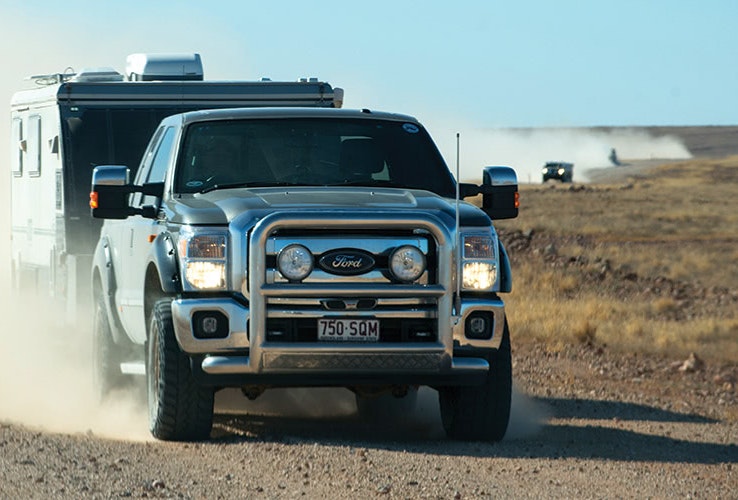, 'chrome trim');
483,165,518,186
452,297,506,350
202,355,251,375
268,268,429,285
171,298,250,353
265,308,434,319
266,234,430,285
201,353,489,375
172,210,508,380
262,352,444,371
261,283,445,298
247,211,455,374
92,165,129,186
119,361,146,376
267,297,437,307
